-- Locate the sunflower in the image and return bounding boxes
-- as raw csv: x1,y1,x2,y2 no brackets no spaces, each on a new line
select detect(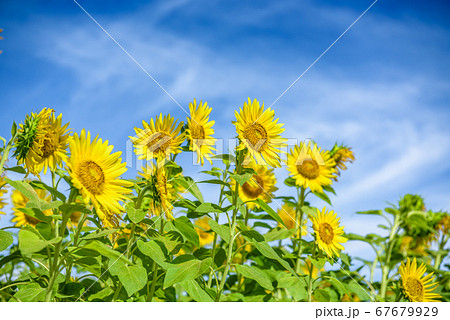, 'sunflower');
233,98,287,167
0,175,8,216
277,202,307,237
399,257,441,302
330,144,355,180
231,163,277,210
195,217,214,247
14,108,53,176
186,99,216,166
66,130,132,227
131,114,185,163
34,111,70,175
311,207,347,258
11,188,52,227
138,164,179,221
286,141,336,193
